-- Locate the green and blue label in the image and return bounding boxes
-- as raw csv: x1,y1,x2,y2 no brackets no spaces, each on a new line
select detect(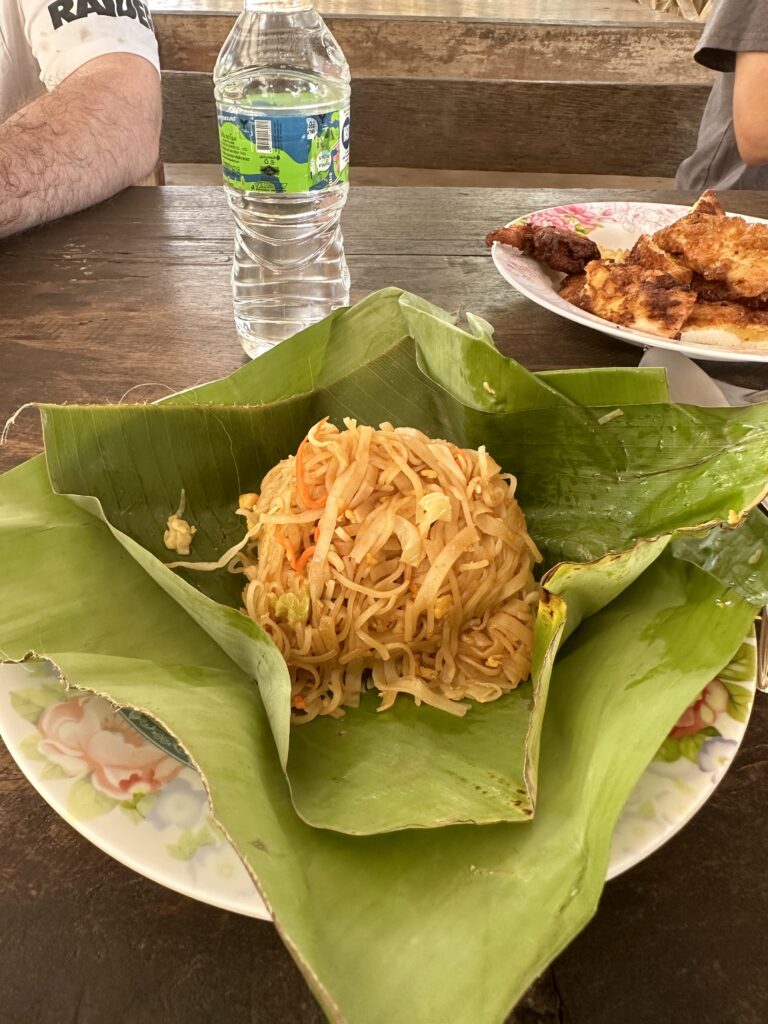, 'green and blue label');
217,108,350,193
